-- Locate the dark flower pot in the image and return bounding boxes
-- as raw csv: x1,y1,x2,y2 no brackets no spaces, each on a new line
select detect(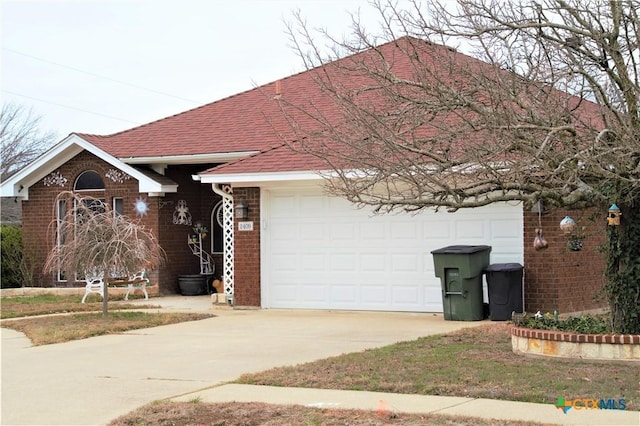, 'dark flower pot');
178,274,208,296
